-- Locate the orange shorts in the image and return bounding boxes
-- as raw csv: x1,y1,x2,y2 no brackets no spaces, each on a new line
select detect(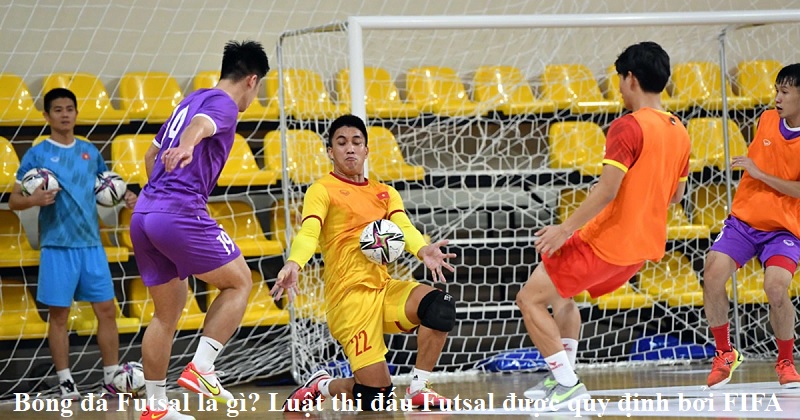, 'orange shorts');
540,231,644,299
